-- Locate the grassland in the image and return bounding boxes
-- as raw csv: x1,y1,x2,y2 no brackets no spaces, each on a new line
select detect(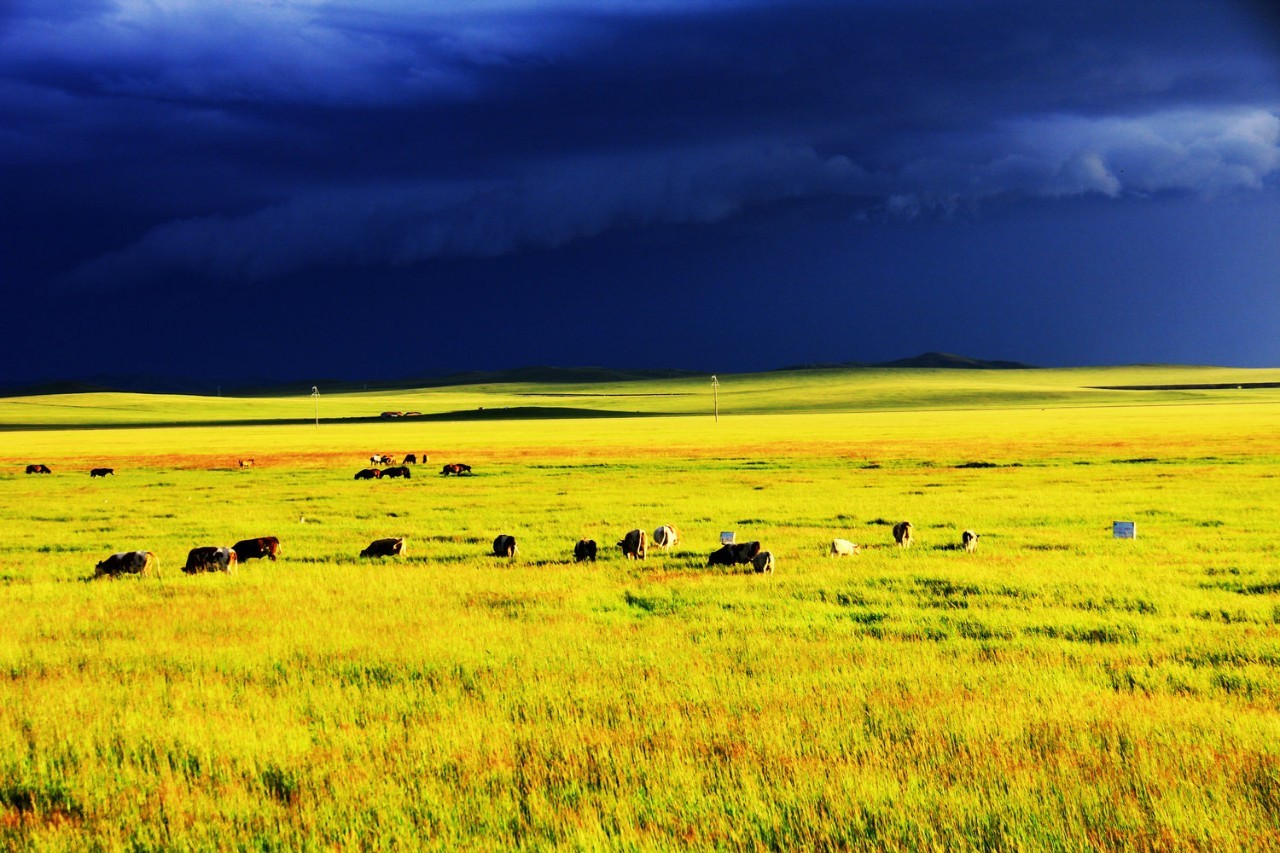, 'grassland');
0,366,1279,849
